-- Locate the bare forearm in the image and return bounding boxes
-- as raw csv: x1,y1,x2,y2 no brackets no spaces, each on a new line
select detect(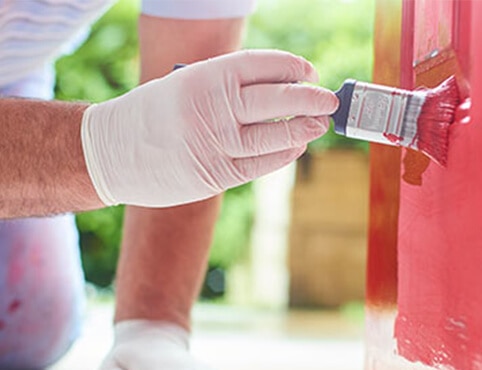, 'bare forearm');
114,16,246,329
0,98,103,218
138,15,245,78
115,198,222,327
